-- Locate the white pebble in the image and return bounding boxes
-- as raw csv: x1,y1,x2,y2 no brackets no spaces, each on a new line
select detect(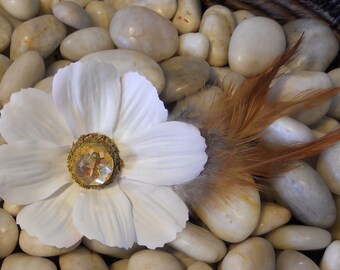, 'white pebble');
1,253,57,270
172,0,201,33
0,15,12,52
0,208,19,258
0,0,40,20
277,249,320,270
177,33,209,60
320,240,340,270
